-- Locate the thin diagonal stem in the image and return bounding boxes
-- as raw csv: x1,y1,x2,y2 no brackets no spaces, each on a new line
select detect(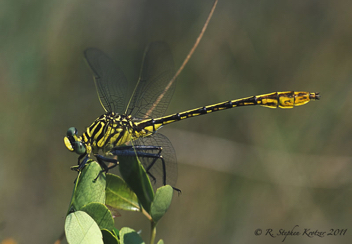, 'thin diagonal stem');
145,0,219,118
